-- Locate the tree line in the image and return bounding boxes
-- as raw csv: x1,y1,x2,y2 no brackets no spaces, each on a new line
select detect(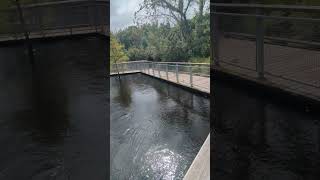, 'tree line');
111,0,210,63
